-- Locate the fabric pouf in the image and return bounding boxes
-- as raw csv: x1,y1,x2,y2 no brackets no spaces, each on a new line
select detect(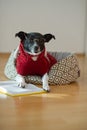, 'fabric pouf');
4,51,80,85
